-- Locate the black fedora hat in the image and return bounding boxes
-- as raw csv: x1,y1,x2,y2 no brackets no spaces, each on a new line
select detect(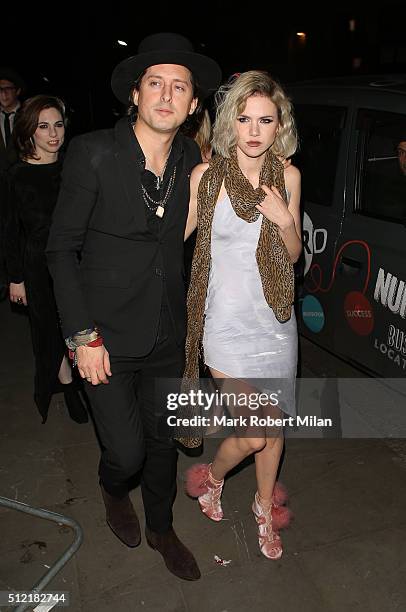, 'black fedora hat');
0,67,25,92
111,32,221,104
